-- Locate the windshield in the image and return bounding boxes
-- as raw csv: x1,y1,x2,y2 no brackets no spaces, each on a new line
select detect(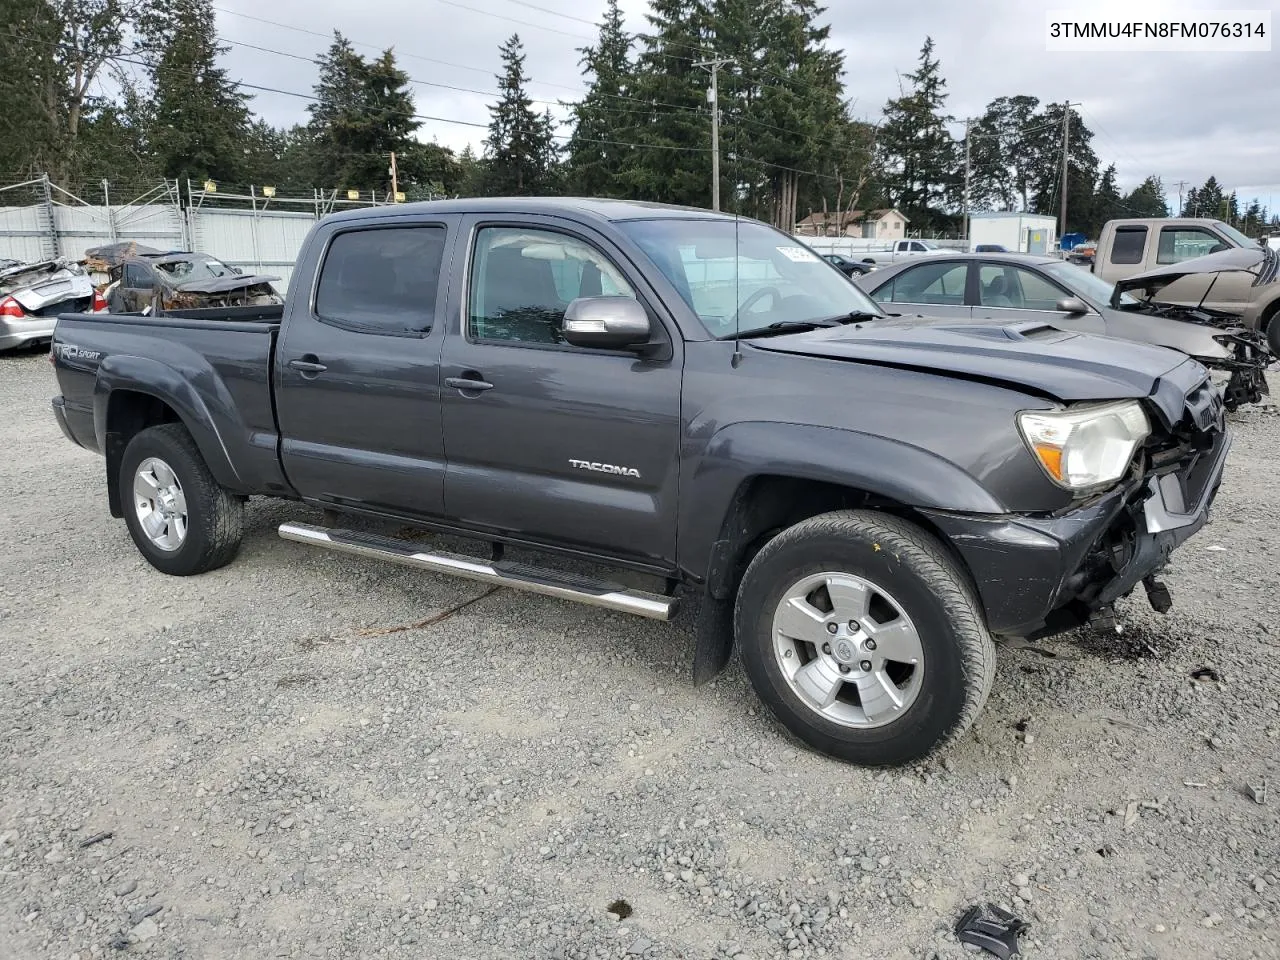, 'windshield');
154,255,239,283
618,219,884,338
1040,260,1138,306
917,239,939,251
1214,221,1256,249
